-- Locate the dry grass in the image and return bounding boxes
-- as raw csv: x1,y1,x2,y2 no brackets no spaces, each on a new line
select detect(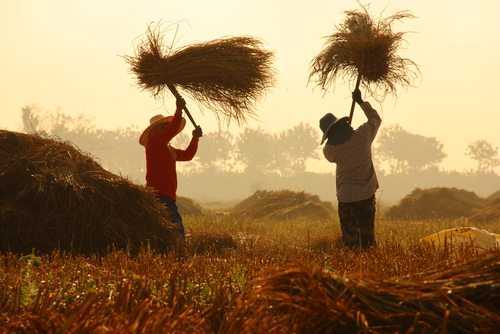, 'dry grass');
177,196,205,217
386,187,485,220
0,130,177,254
227,254,500,333
231,190,336,221
310,7,419,98
1,215,499,333
126,24,275,123
469,198,500,223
